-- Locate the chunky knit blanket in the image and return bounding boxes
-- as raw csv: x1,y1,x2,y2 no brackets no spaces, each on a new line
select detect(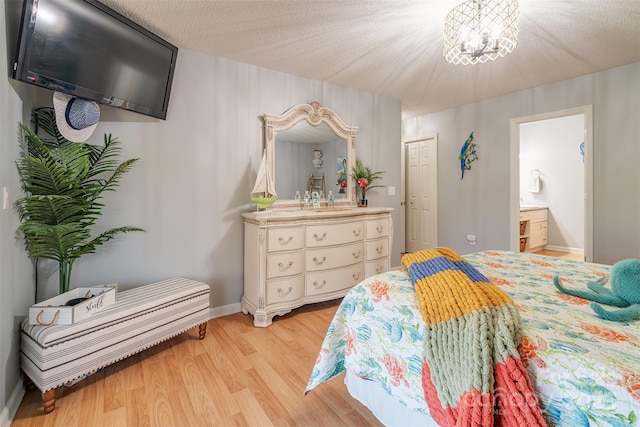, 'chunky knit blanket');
401,248,546,427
